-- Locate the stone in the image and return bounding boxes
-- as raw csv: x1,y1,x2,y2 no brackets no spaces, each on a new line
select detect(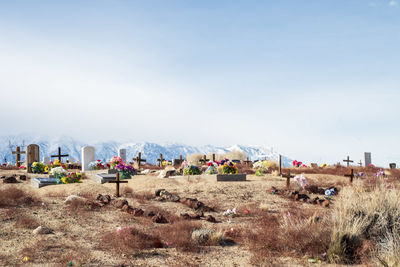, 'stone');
390,163,397,169
42,156,51,166
216,174,246,182
144,210,155,217
3,176,18,183
81,146,95,172
206,215,217,223
93,173,117,184
157,166,176,178
305,185,325,195
64,195,86,205
152,213,168,224
310,163,318,168
33,226,53,235
118,148,127,163
155,189,165,197
97,194,111,204
159,190,180,202
0,176,5,179
142,169,151,174
321,199,330,208
132,208,144,216
114,199,129,209
121,204,133,213
364,152,372,167
26,144,40,173
31,178,58,188
19,175,27,181
23,196,34,204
